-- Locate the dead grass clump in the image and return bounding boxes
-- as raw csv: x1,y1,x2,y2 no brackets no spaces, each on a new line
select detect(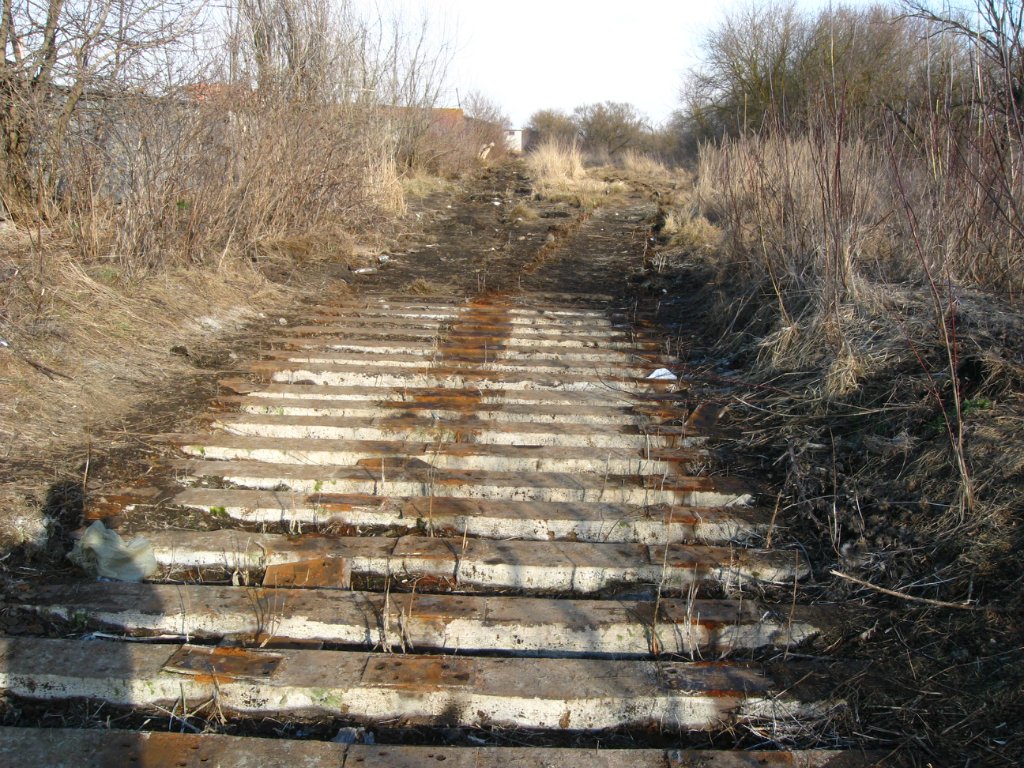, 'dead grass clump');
525,142,626,208
652,176,722,255
406,278,449,296
618,149,670,180
251,229,356,266
509,201,539,221
401,171,455,200
664,213,722,255
526,140,586,185
823,344,866,398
